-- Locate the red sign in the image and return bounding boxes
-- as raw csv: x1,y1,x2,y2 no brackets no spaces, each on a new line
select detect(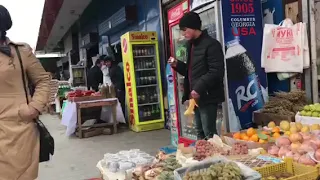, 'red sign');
122,38,128,53
125,62,135,125
167,1,188,24
131,33,149,40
